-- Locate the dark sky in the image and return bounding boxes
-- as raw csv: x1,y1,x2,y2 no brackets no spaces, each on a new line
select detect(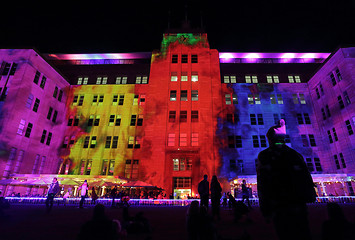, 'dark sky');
2,0,355,53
